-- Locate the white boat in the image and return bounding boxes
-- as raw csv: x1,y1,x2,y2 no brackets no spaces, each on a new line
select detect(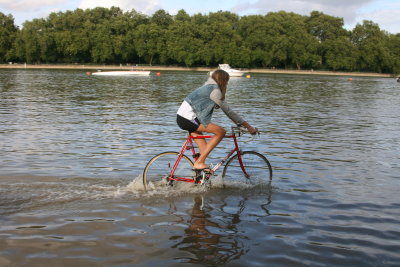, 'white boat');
90,70,151,76
213,64,247,77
